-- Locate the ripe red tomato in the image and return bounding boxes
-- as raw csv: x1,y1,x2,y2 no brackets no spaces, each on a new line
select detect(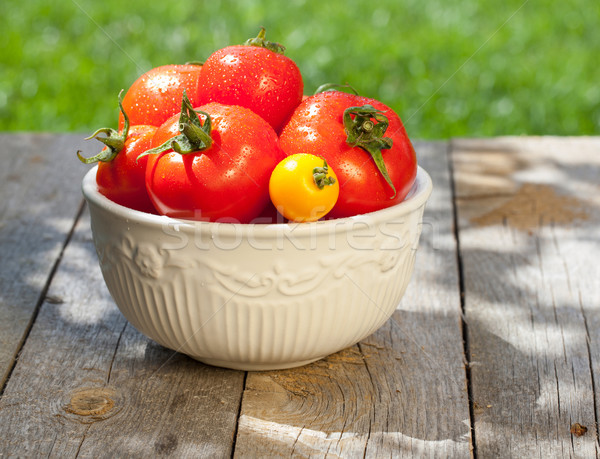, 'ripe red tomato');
78,98,157,213
196,28,303,132
94,125,157,213
278,91,417,218
118,64,203,129
144,98,284,222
